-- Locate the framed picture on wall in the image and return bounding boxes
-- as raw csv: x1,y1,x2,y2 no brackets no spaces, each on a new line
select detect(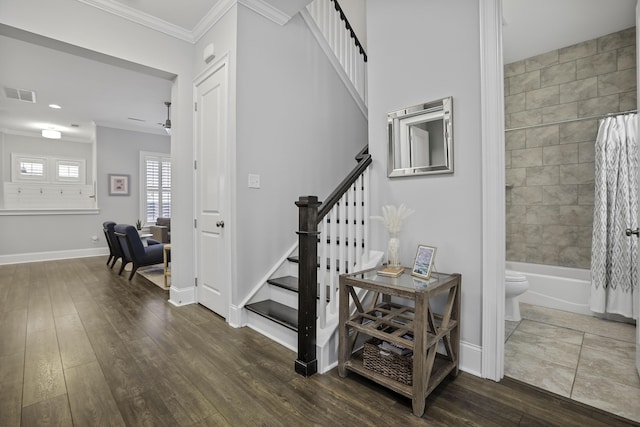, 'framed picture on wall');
109,174,130,196
412,244,437,280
